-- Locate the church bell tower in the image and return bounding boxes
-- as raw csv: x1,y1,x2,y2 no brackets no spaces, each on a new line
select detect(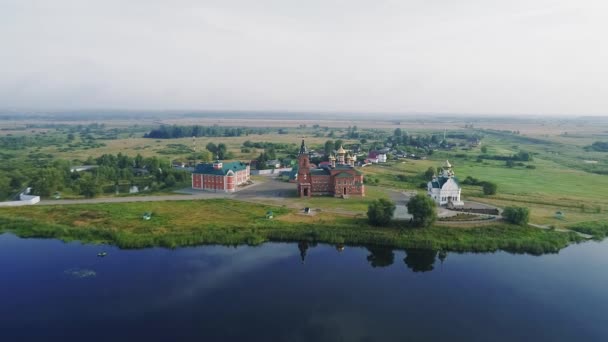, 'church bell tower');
297,140,312,197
